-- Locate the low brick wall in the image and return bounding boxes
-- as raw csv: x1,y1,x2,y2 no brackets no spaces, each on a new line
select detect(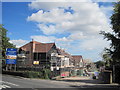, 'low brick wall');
100,70,112,84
